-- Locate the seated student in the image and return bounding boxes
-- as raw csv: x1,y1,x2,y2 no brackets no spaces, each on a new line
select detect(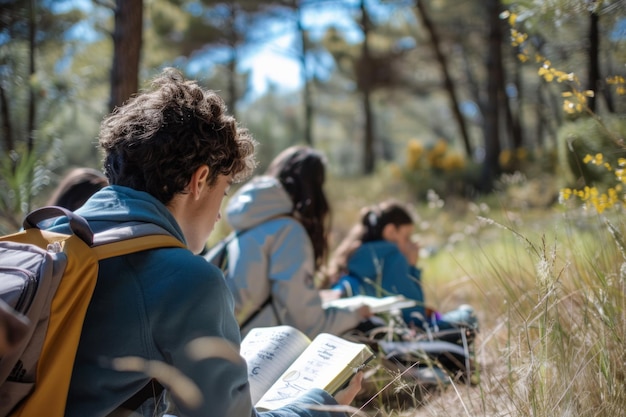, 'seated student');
328,200,477,333
46,69,363,417
205,145,371,338
46,167,108,211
